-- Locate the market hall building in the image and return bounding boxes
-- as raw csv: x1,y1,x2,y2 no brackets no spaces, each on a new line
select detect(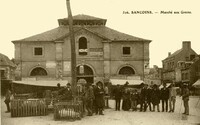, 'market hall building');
12,14,151,84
